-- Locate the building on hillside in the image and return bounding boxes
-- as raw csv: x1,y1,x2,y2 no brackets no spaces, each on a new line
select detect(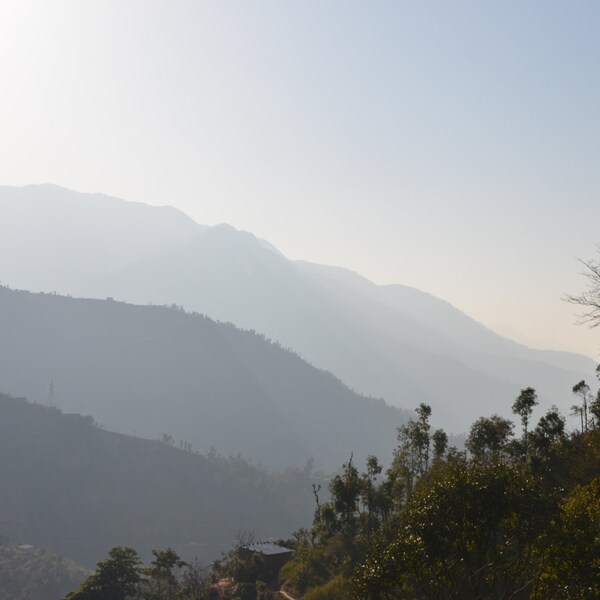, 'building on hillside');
239,542,293,583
